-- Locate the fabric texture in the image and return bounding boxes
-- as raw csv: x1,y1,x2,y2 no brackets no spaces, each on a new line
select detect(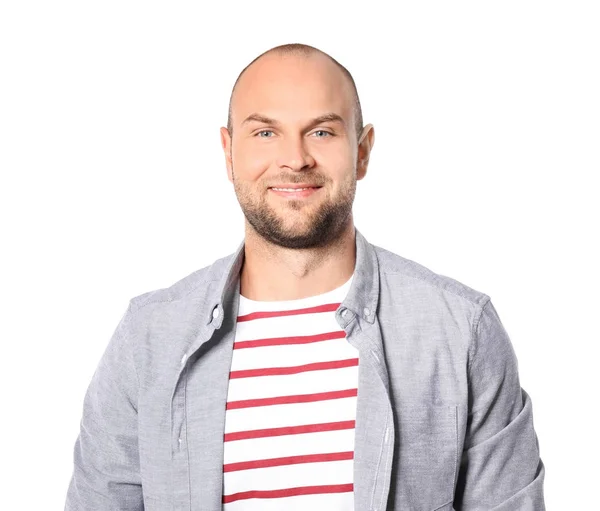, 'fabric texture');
65,227,546,510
